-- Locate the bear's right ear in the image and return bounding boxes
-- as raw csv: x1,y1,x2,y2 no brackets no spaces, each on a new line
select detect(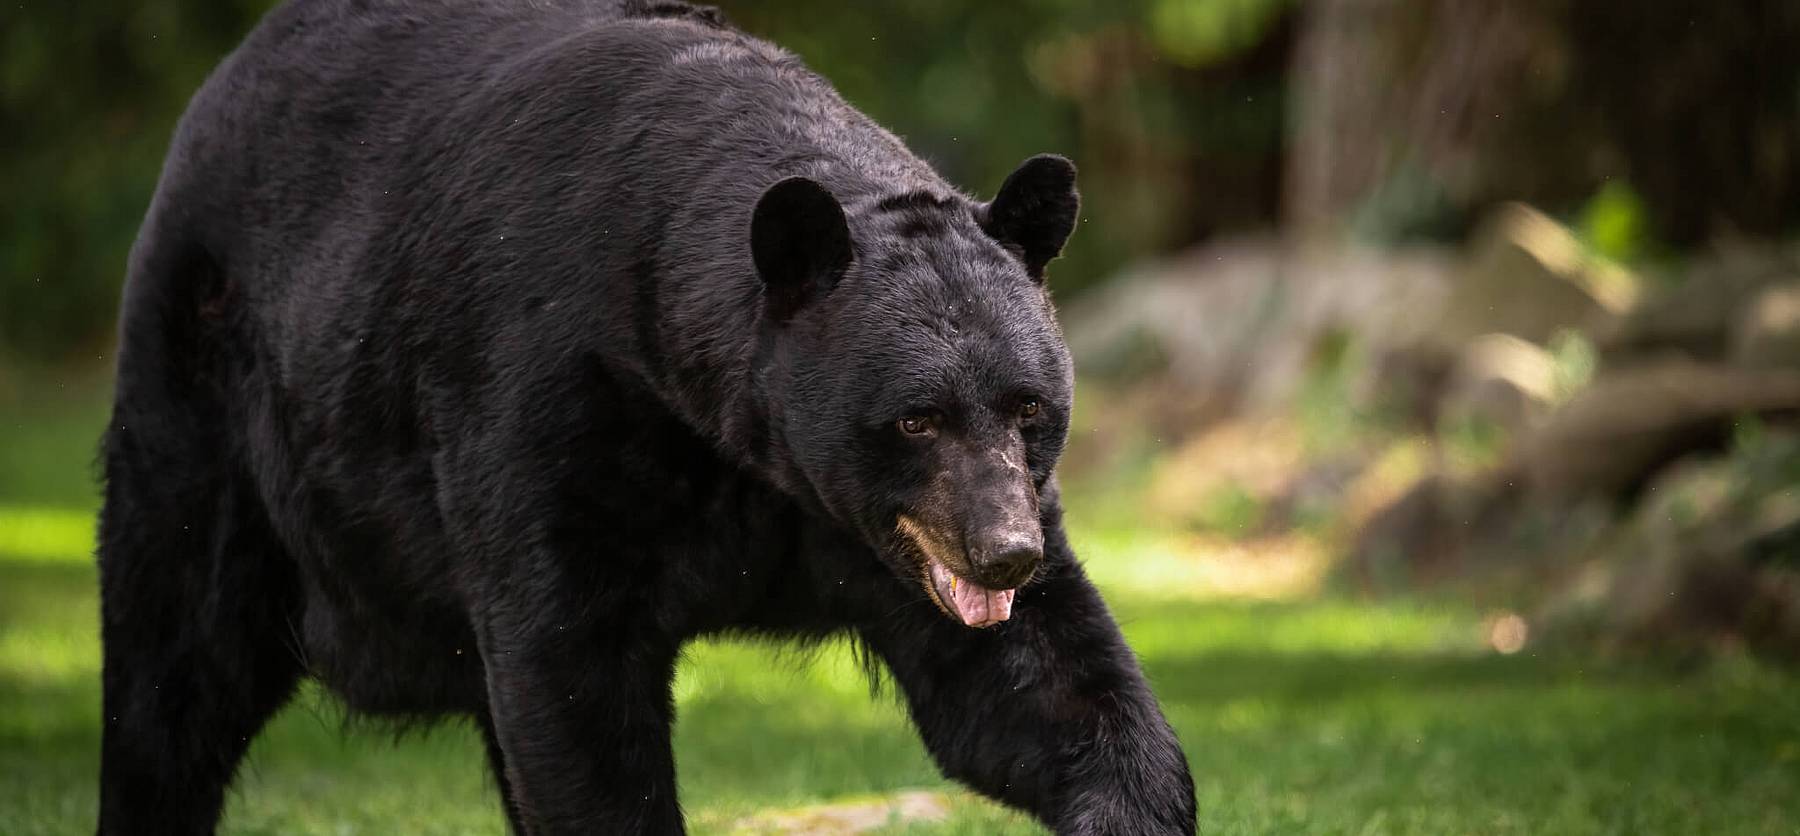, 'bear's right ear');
752,176,852,323
980,154,1079,283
